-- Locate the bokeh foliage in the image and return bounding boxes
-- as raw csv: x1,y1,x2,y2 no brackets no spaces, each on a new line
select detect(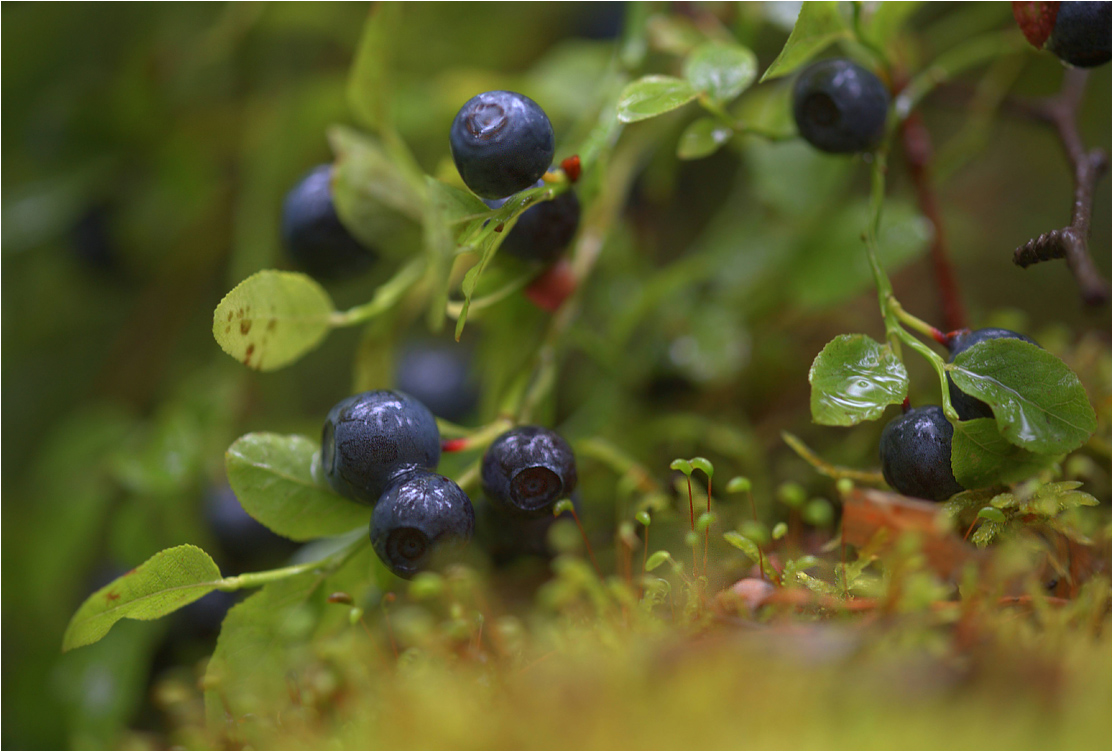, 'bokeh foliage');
2,3,1110,749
